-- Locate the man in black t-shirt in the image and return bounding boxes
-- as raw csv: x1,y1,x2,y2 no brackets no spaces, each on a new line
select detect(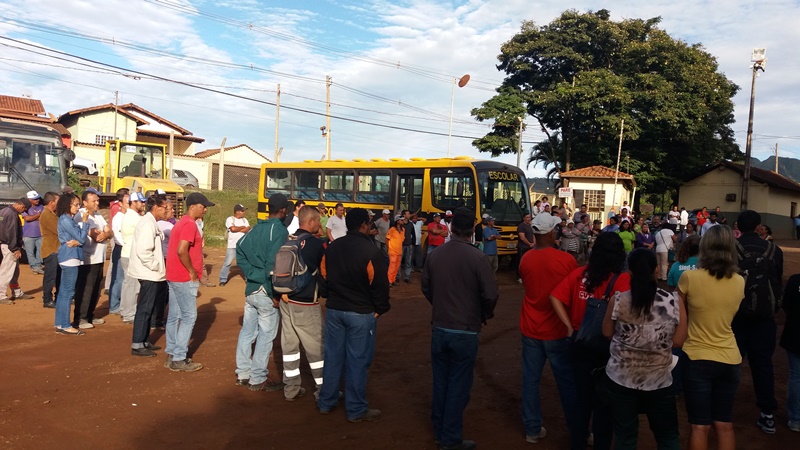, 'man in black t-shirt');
401,209,416,283
515,213,535,283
